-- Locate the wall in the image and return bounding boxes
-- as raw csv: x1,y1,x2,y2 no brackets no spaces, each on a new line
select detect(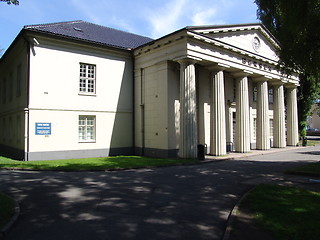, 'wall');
210,30,278,62
0,38,28,159
135,61,175,157
26,36,133,160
